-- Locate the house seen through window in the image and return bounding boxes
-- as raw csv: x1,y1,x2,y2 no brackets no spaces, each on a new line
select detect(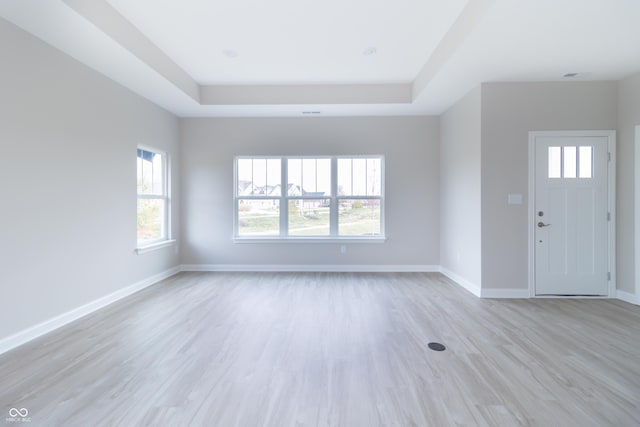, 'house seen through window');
235,156,384,239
